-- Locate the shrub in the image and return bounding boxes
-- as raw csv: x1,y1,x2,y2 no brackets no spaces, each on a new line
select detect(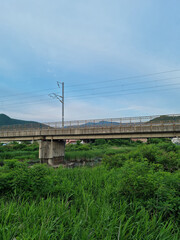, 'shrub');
4,159,21,169
102,153,129,168
114,160,180,218
147,138,171,144
156,151,180,172
107,139,134,146
116,160,157,199
94,139,106,145
103,143,180,172
157,142,178,152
